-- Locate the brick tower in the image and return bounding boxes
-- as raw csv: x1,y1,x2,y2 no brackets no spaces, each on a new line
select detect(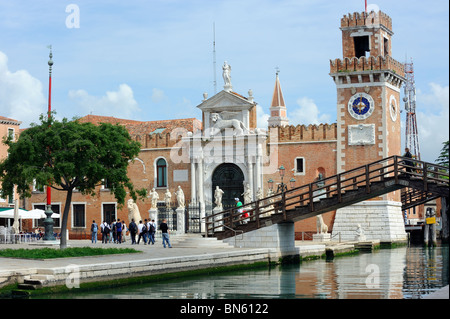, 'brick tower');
329,10,407,242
